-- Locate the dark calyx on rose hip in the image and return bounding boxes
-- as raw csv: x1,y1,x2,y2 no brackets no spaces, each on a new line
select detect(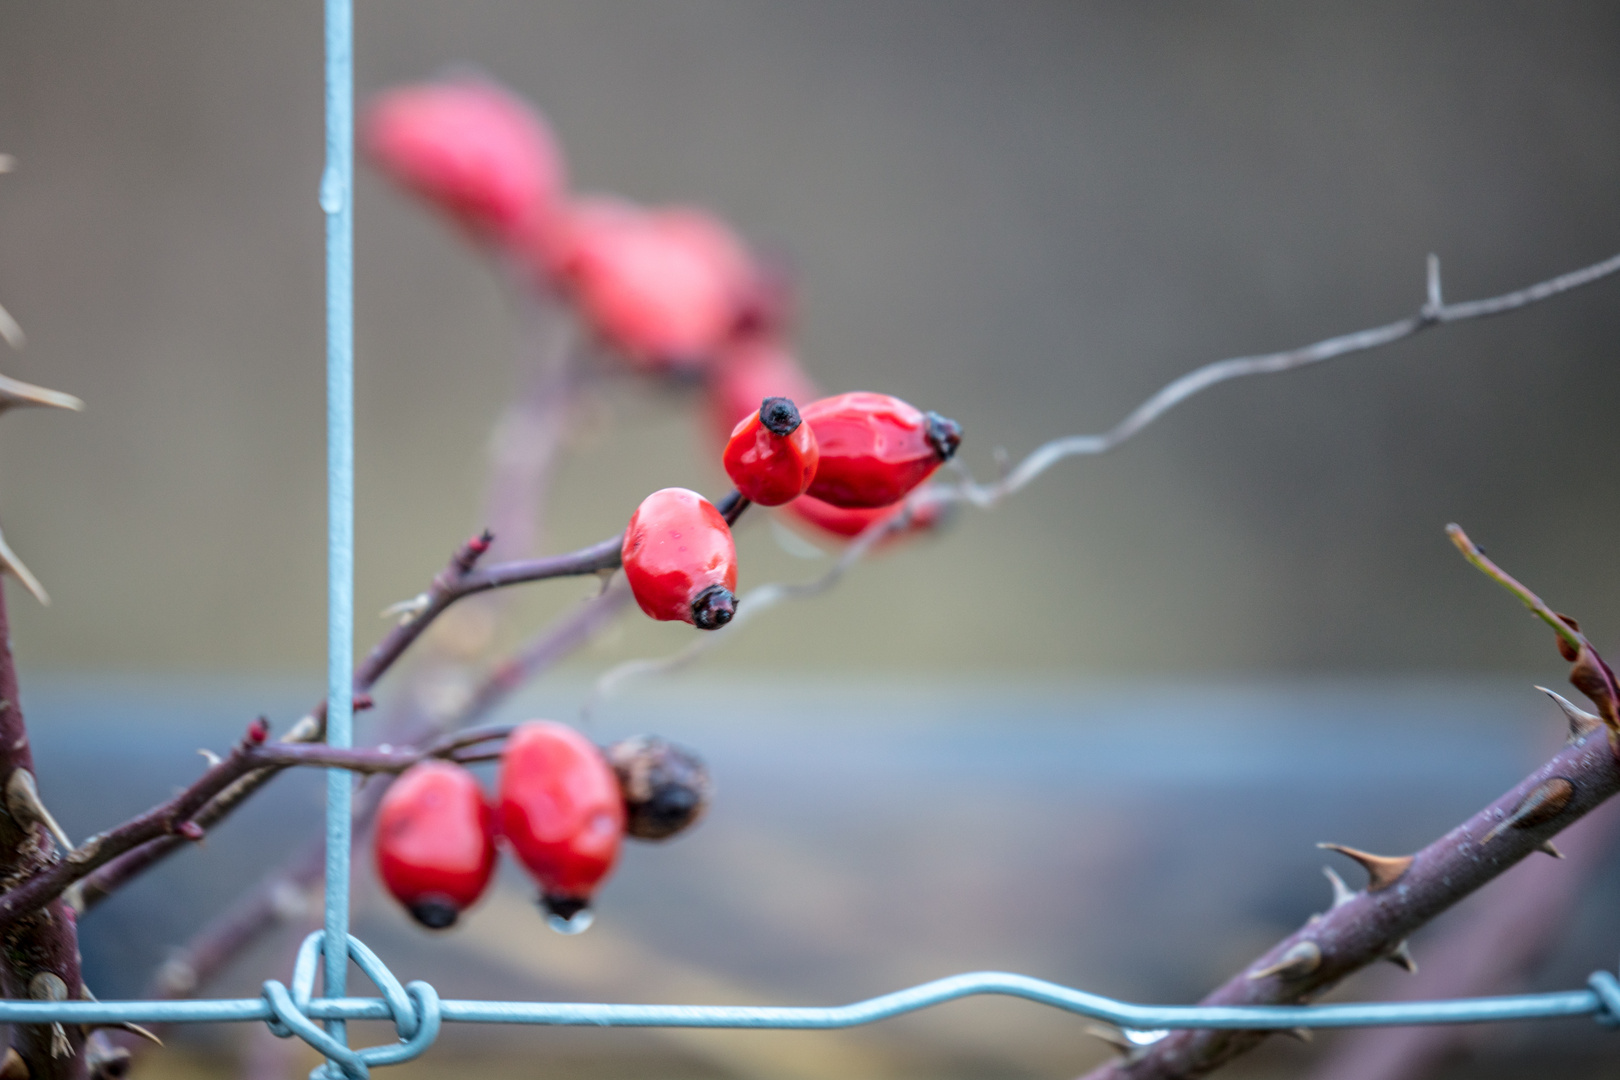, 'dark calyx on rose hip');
759,396,802,436
408,896,462,931
691,583,737,630
925,411,963,461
